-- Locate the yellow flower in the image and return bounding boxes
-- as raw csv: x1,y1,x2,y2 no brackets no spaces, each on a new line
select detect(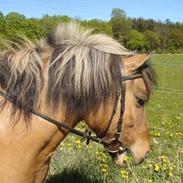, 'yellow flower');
154,164,160,172
103,164,109,168
147,179,153,183
169,166,174,170
120,170,124,174
120,170,128,179
121,175,128,179
169,172,173,177
101,168,107,173
157,132,160,137
163,158,167,163
67,143,71,147
123,155,129,161
75,140,80,144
